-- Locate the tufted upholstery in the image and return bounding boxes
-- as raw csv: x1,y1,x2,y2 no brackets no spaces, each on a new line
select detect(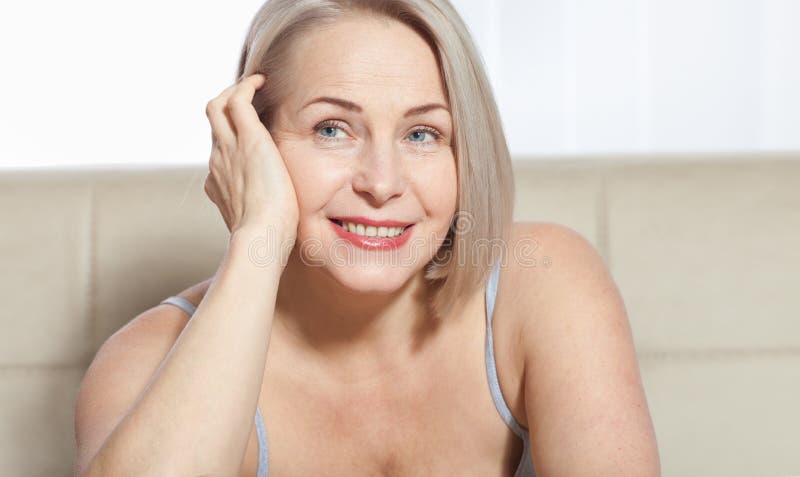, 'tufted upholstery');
1,156,799,476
